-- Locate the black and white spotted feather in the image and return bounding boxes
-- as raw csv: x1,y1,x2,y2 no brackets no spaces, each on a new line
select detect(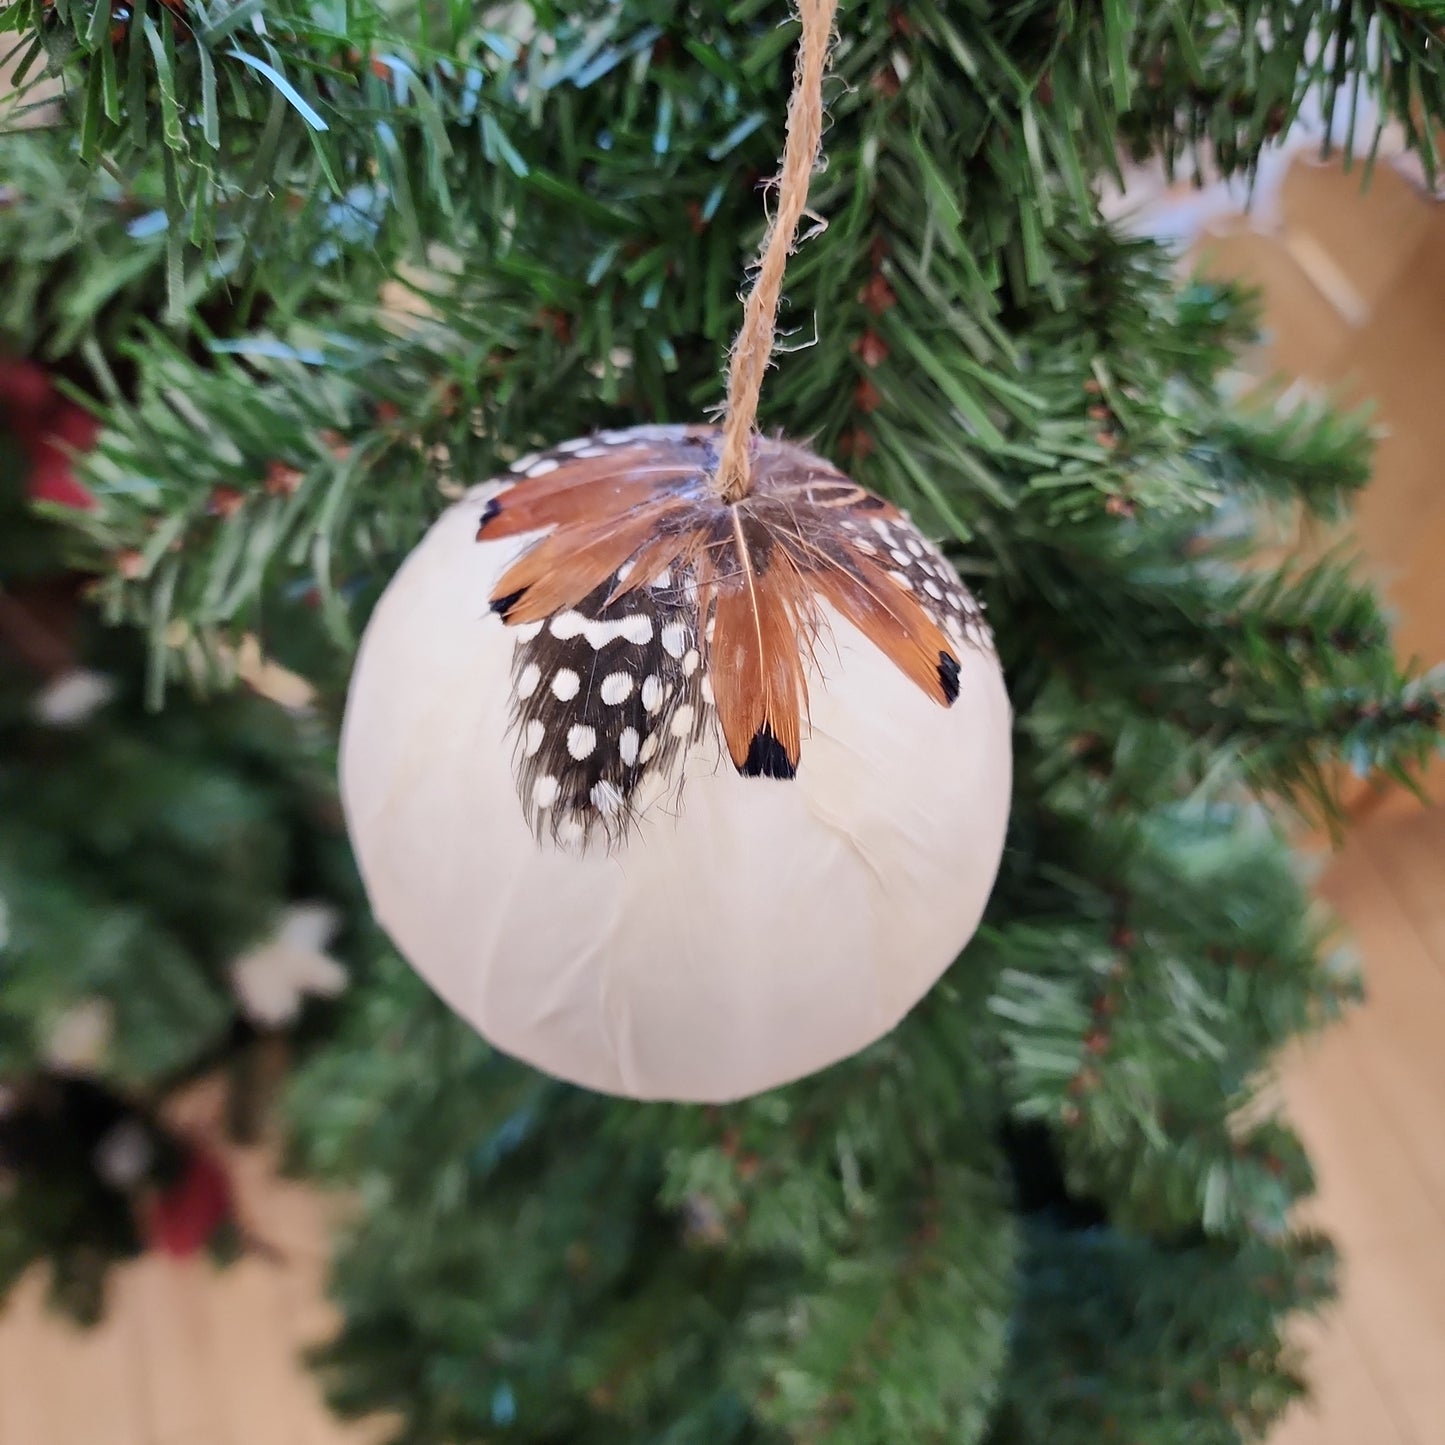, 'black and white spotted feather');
504,510,710,848
839,511,991,658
